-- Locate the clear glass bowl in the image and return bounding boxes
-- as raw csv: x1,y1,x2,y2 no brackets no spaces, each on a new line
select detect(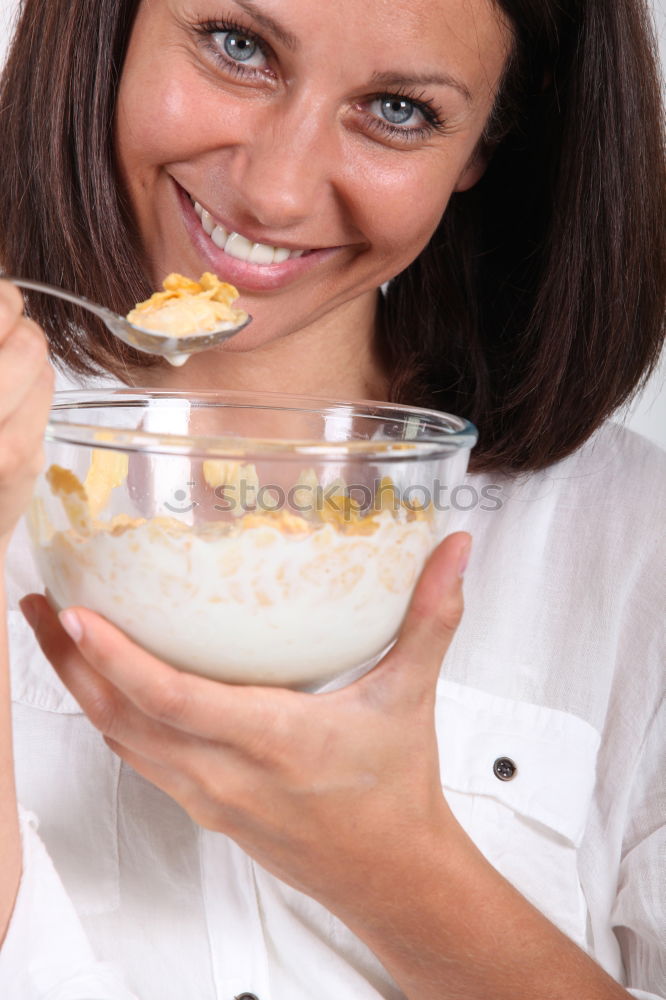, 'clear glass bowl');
27,389,477,689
